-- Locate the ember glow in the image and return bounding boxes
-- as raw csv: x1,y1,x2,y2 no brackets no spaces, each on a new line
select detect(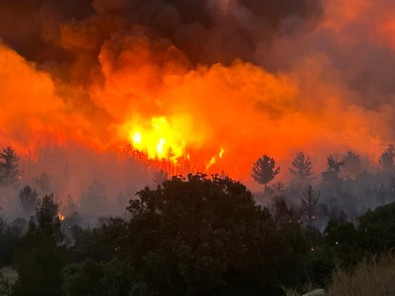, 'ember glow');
0,0,394,184
58,213,65,222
